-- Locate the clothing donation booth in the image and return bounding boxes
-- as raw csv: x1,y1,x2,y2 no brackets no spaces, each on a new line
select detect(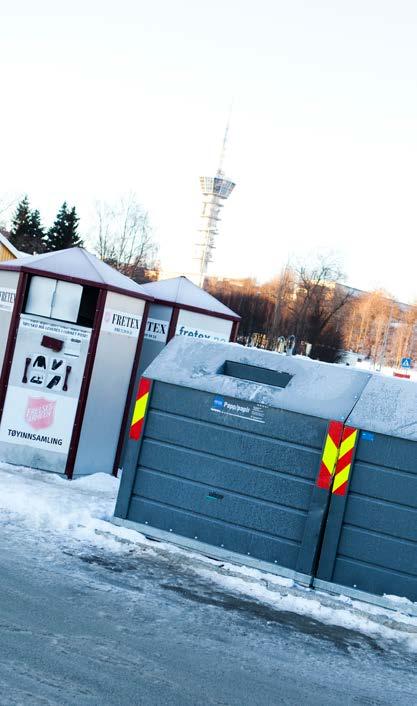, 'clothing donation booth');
120,275,240,473
0,248,152,478
139,275,240,373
